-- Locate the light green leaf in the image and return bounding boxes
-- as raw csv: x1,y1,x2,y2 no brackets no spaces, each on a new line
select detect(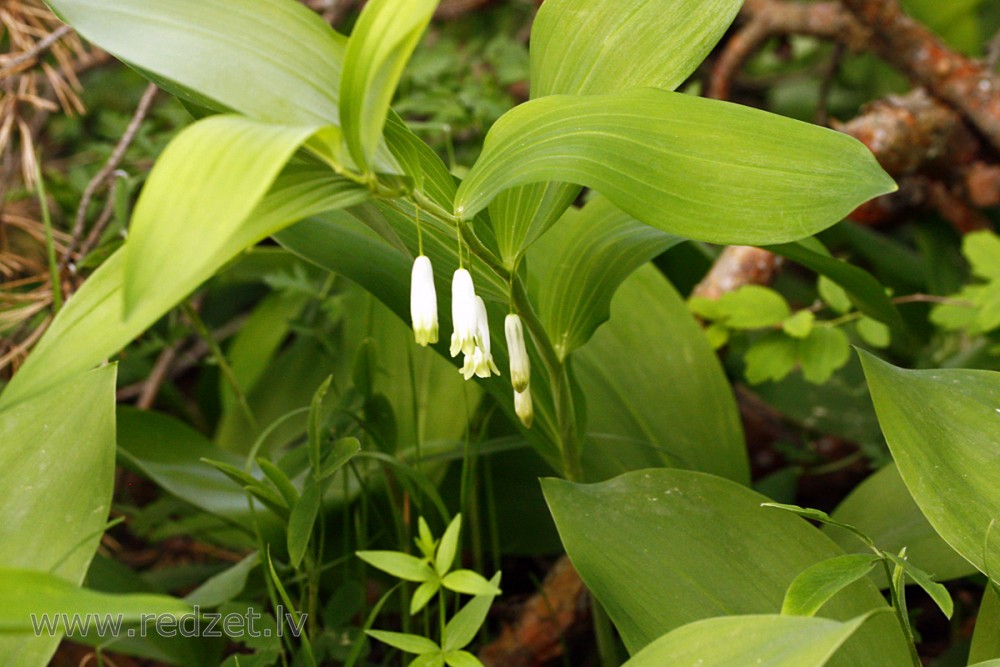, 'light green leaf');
856,317,891,348
784,311,816,339
531,0,742,97
781,555,881,617
46,0,345,125
455,89,895,245
0,163,366,409
365,630,440,655
488,183,581,269
409,580,440,616
443,573,502,652
717,286,791,329
970,586,1000,663
435,515,462,576
859,351,1000,580
287,479,323,569
320,437,362,481
818,276,853,314
443,651,483,667
0,367,116,665
745,333,798,385
0,568,191,633
572,266,749,484
308,376,333,474
800,327,851,384
410,654,446,667
257,458,299,508
622,613,877,667
530,195,680,359
882,553,954,619
827,463,976,583
541,469,910,663
440,571,501,597
357,551,434,583
964,231,1000,281
340,0,437,171
183,552,260,608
